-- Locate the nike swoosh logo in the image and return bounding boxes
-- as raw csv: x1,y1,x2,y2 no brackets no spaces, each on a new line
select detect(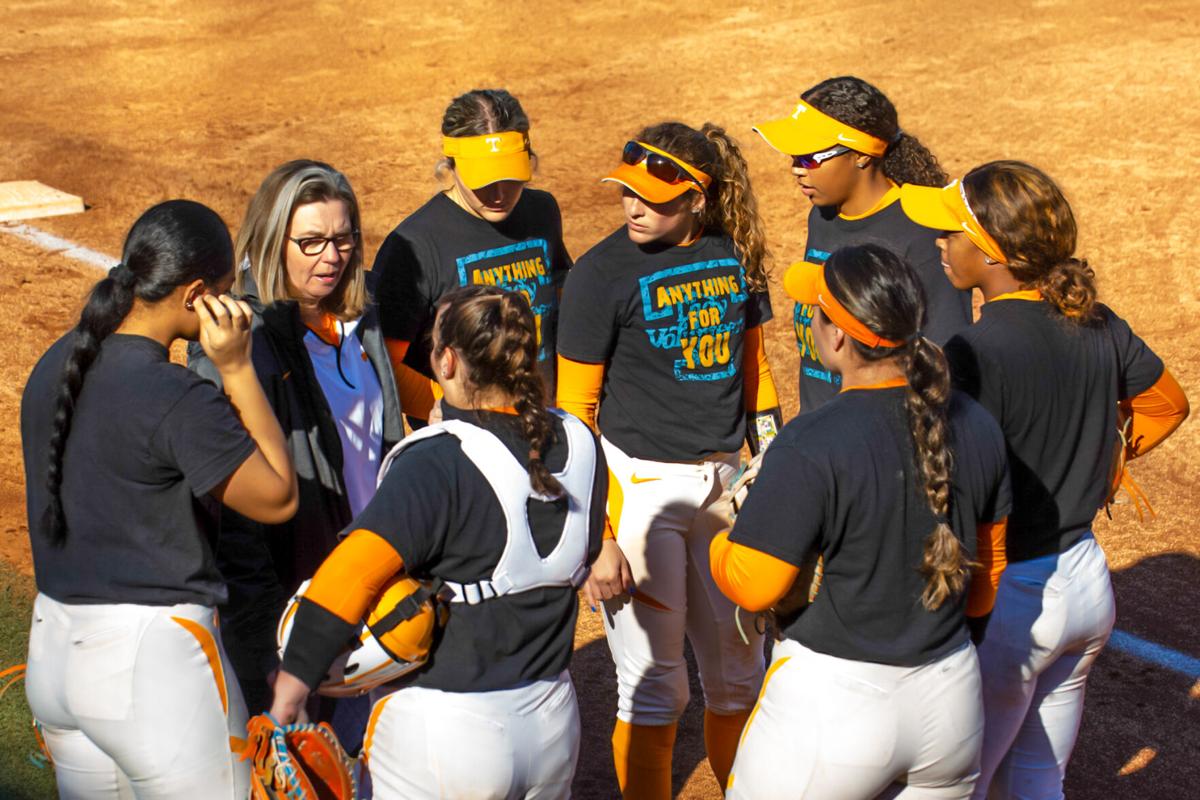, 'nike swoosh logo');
630,474,660,484
837,133,855,143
